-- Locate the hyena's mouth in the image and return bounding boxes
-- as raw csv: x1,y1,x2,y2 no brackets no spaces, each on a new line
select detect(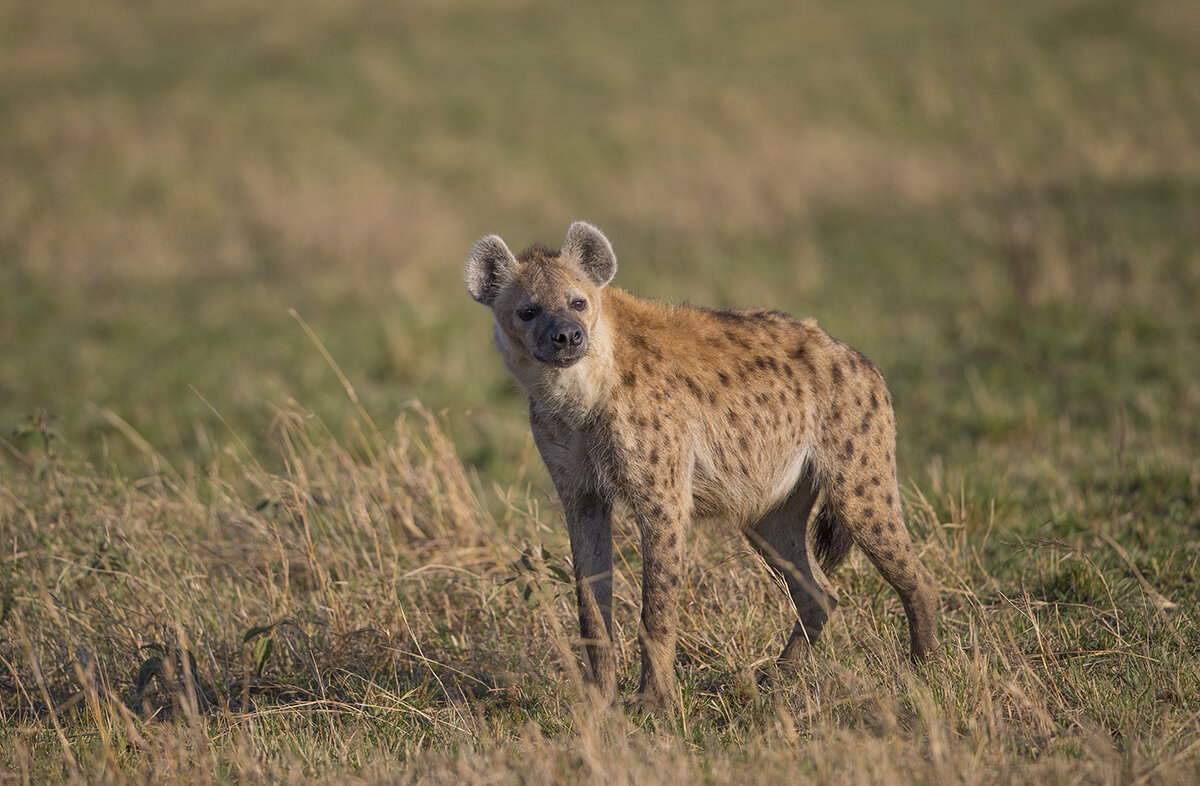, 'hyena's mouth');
535,349,587,368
